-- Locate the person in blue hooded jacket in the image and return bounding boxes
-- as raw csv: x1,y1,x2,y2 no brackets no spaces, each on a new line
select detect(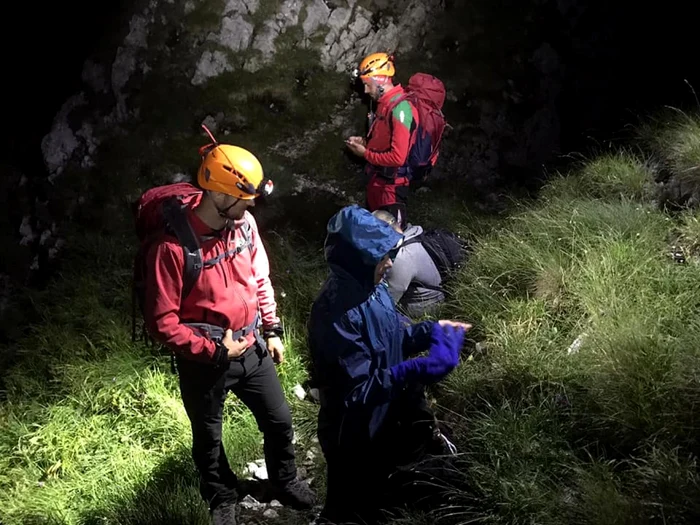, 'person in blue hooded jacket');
308,205,471,524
